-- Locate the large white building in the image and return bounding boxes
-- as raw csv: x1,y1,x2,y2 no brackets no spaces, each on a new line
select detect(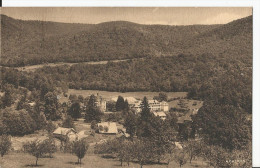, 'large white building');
133,99,169,113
